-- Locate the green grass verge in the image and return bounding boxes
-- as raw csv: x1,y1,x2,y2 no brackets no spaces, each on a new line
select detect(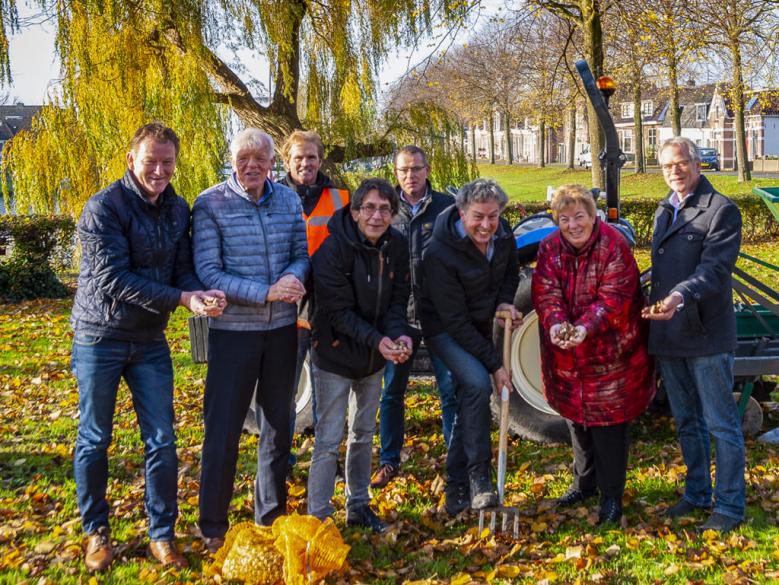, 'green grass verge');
476,164,779,202
2,244,779,583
